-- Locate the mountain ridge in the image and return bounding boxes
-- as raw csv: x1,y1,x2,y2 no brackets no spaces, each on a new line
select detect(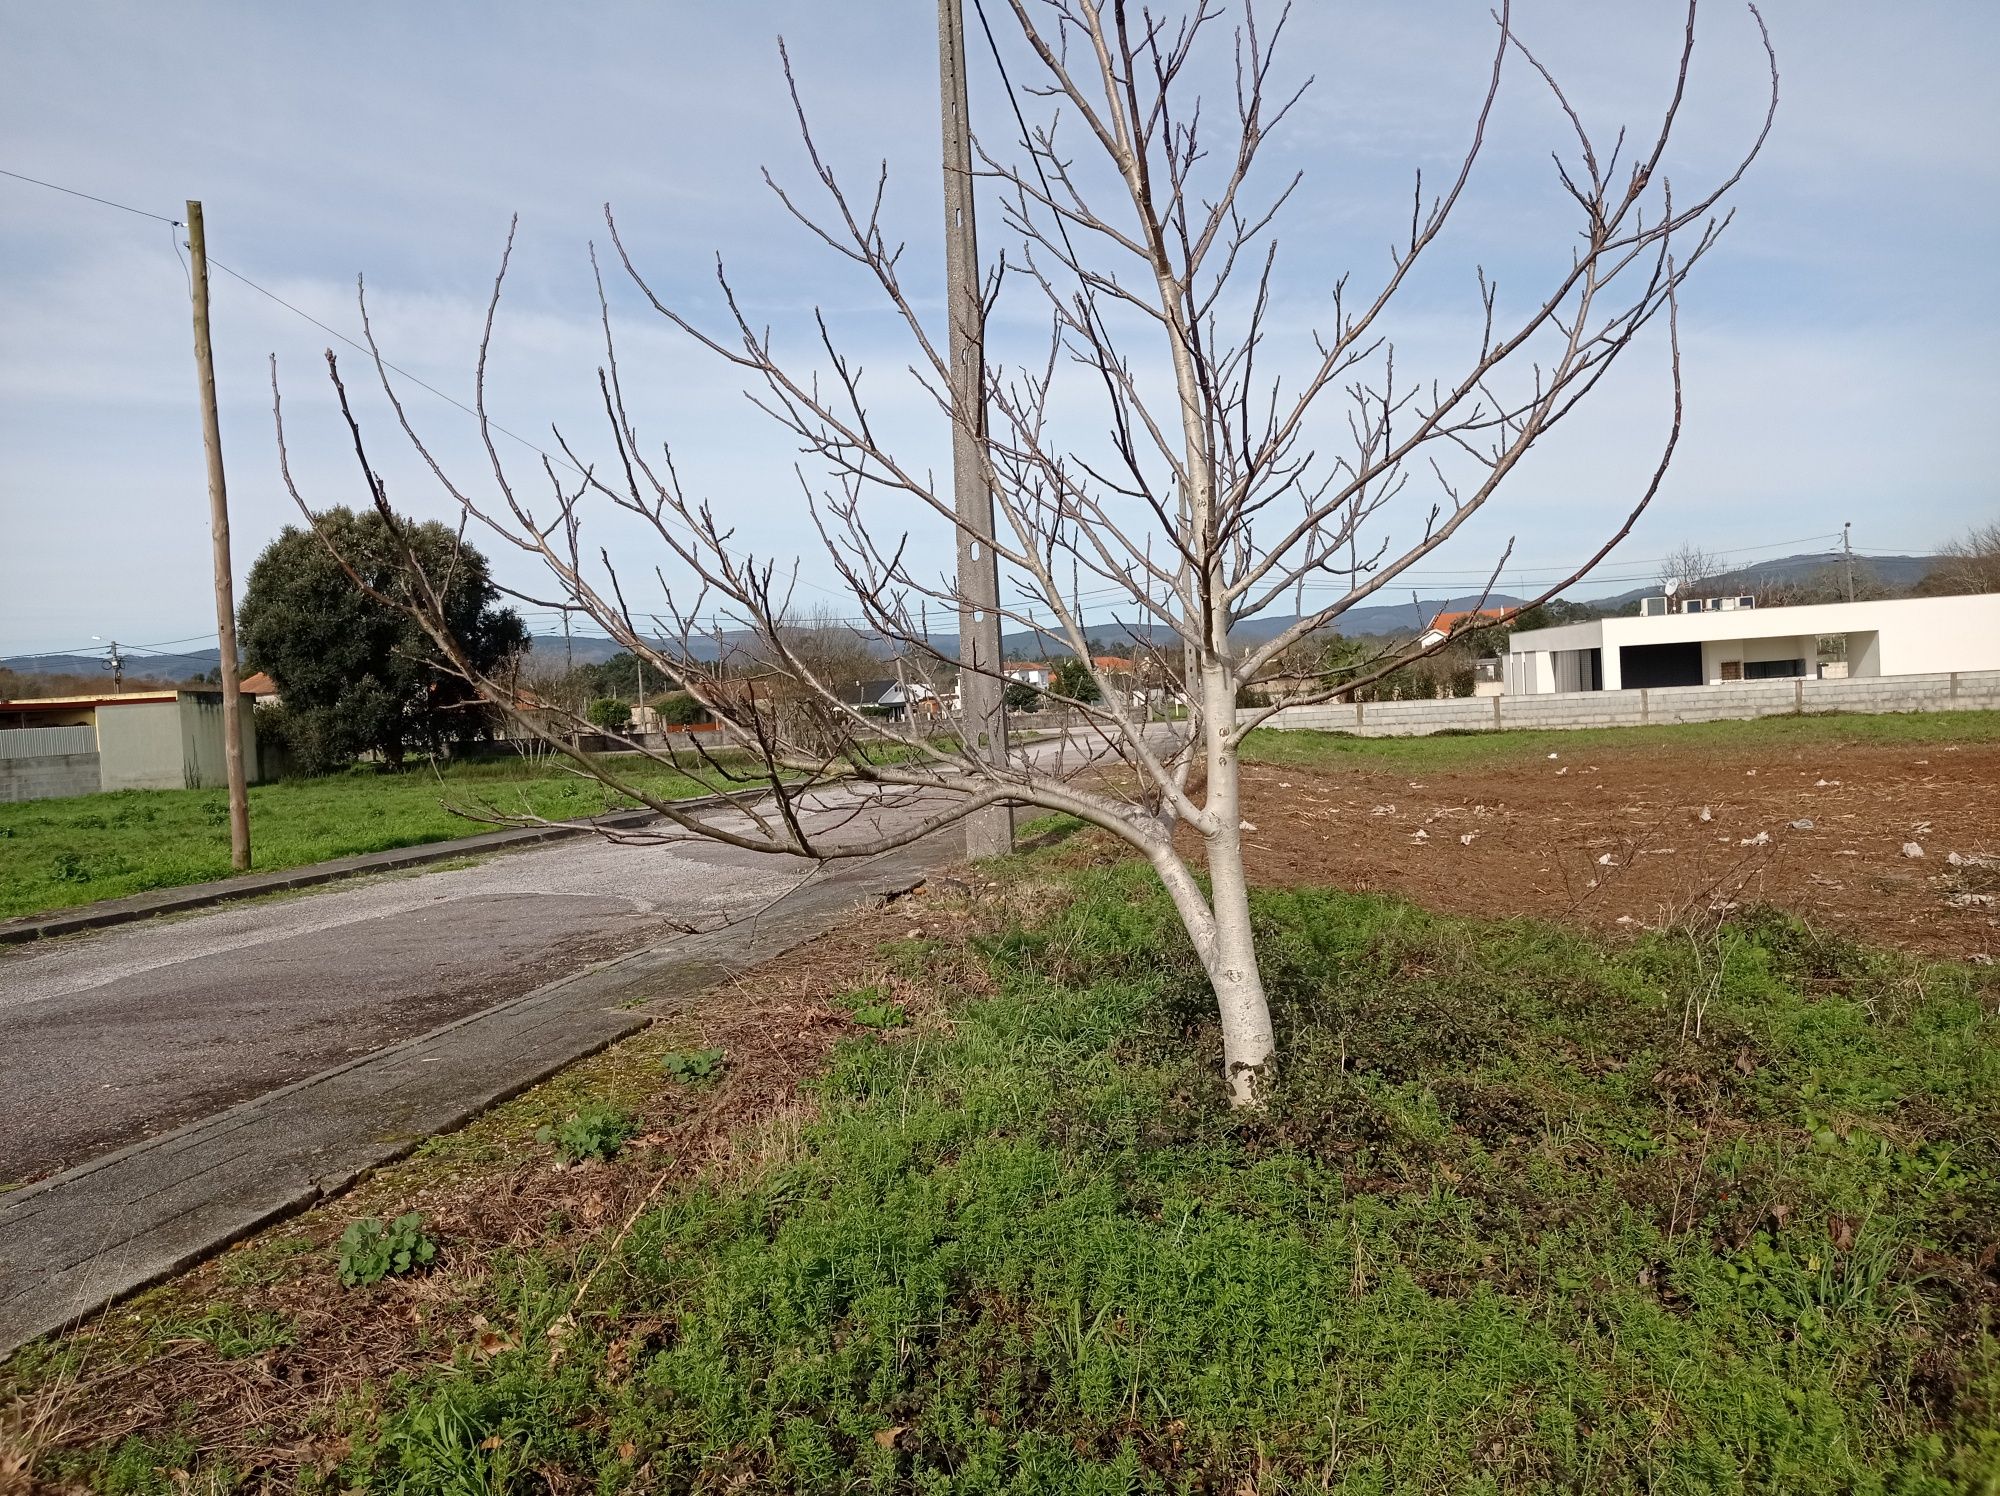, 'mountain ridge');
0,551,1945,683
